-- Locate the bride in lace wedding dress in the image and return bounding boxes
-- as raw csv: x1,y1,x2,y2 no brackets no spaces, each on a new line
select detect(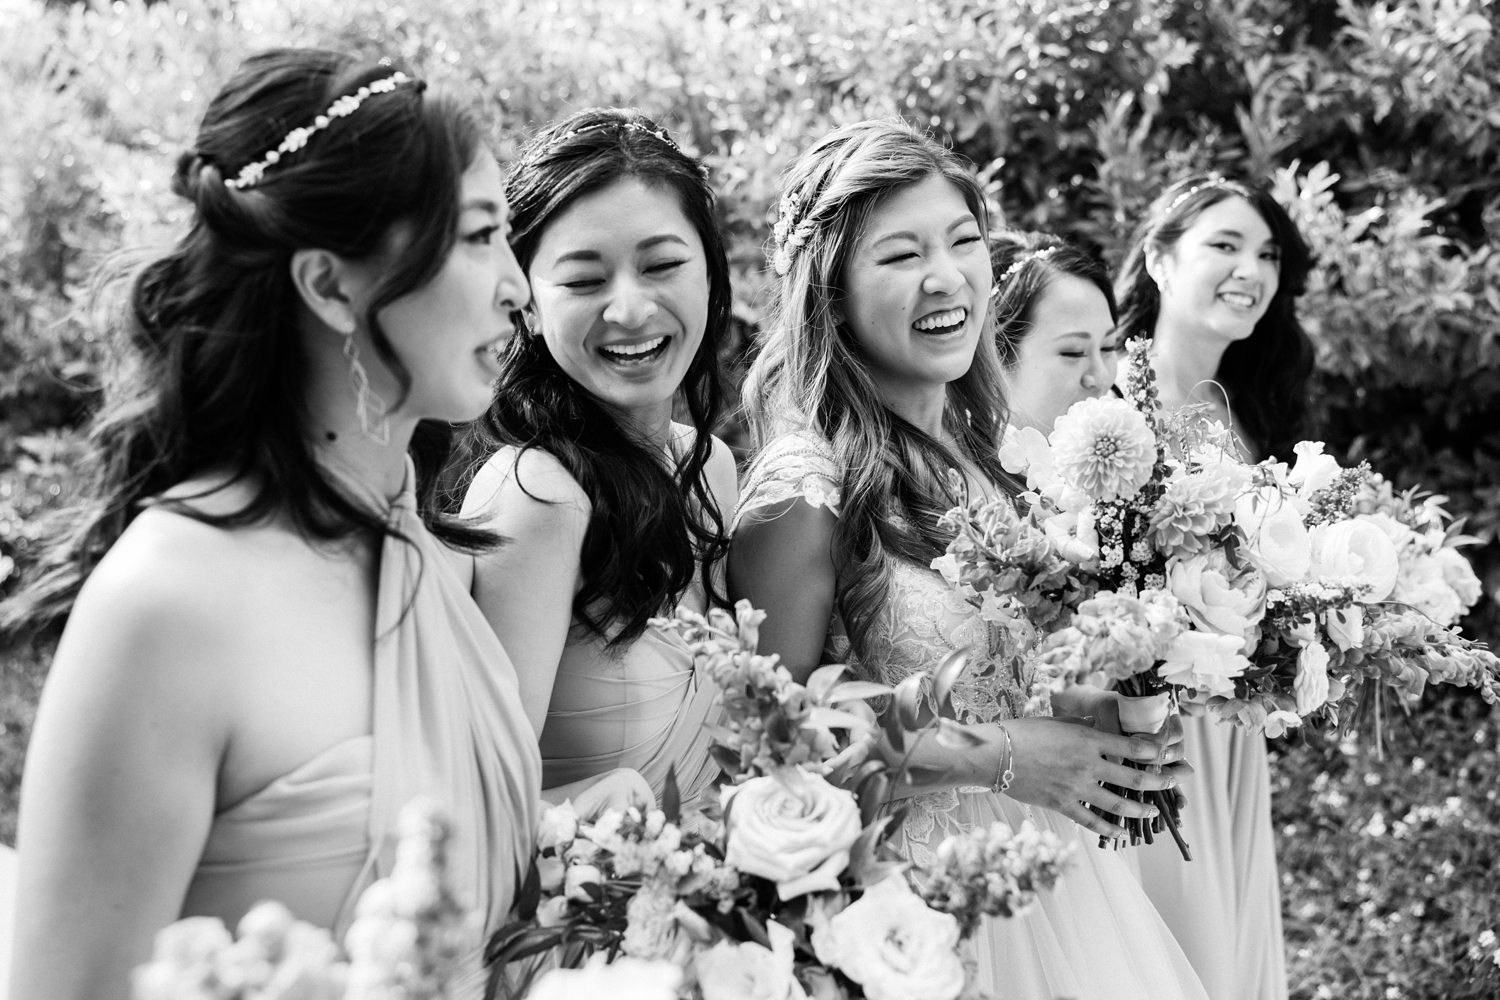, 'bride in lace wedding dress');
730,120,1208,1000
